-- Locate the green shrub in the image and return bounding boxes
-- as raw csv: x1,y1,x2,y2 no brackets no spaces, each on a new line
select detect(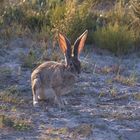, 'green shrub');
105,0,131,26
26,14,44,31
20,49,37,68
0,115,32,131
94,23,135,55
1,0,49,31
1,0,139,54
49,0,96,44
2,6,25,25
0,23,30,40
0,0,95,44
130,0,140,50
